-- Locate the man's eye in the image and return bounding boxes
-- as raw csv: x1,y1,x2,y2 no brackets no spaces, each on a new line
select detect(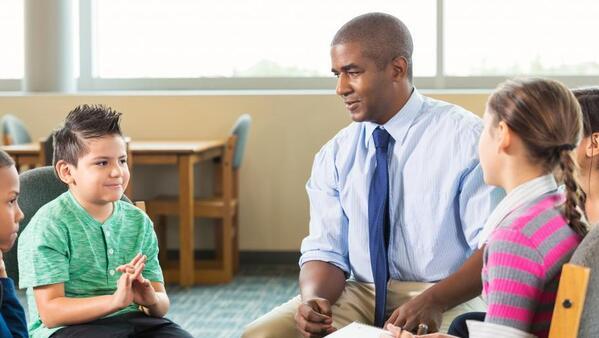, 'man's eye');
96,161,108,166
